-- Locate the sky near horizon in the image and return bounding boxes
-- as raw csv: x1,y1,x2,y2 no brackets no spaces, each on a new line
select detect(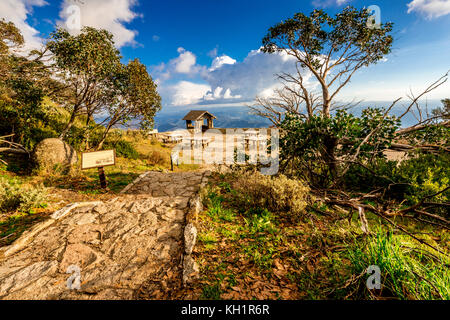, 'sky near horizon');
1,0,449,109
